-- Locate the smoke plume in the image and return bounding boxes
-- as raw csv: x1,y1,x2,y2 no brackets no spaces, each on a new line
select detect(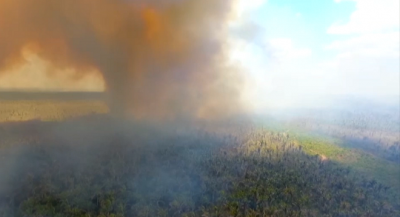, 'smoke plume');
0,0,245,120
